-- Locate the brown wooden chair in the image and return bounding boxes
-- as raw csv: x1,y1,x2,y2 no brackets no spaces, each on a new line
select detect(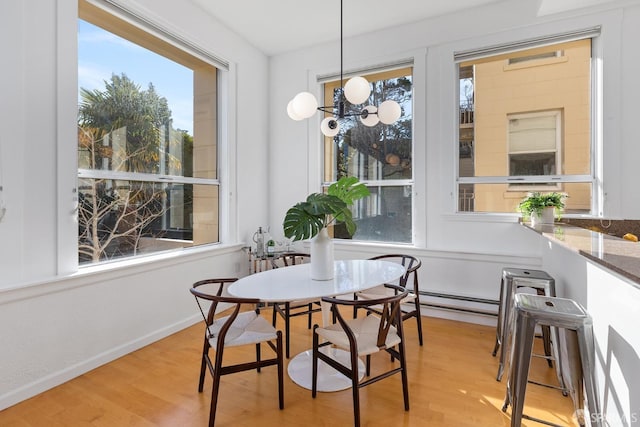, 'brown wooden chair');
355,254,424,346
312,285,410,427
190,278,284,426
270,253,322,358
